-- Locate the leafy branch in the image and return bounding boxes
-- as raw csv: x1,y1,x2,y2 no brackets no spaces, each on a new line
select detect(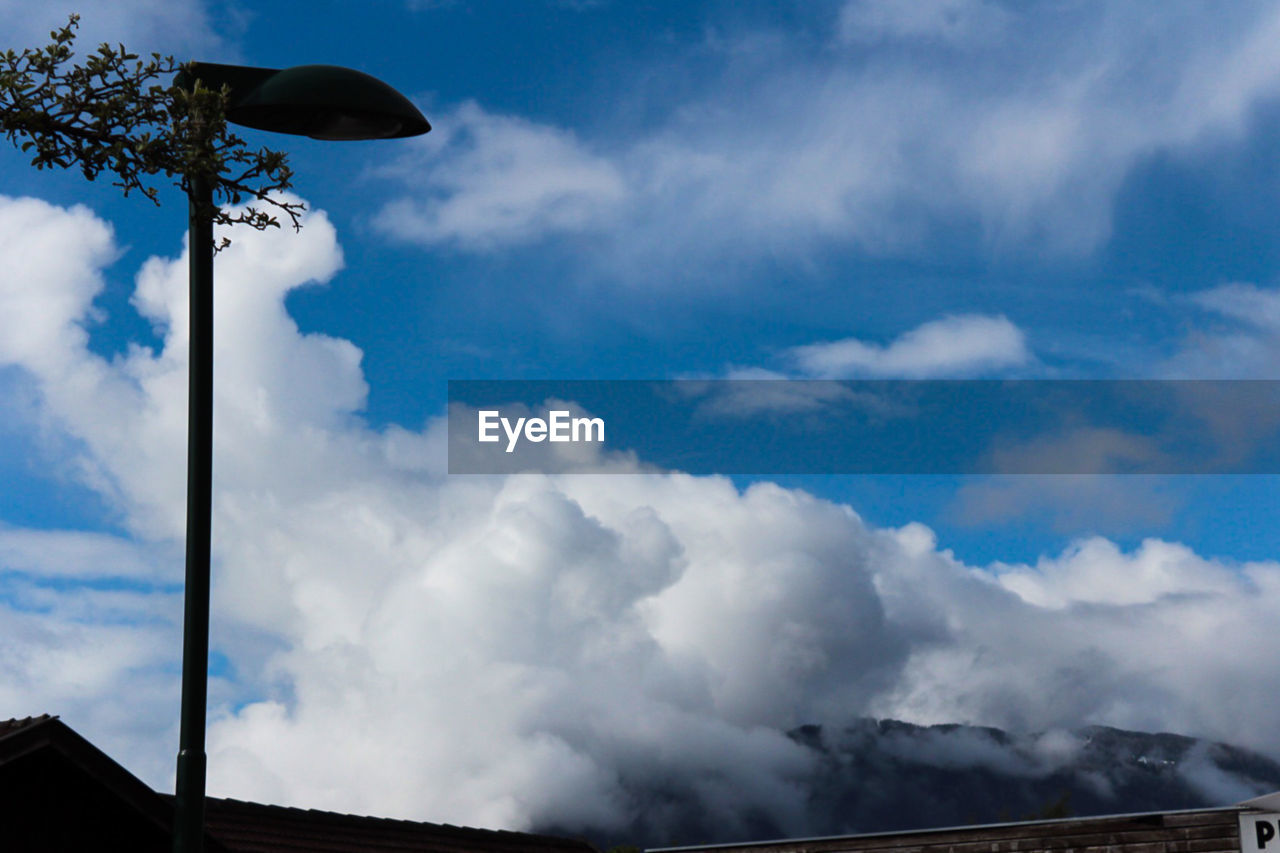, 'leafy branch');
0,14,303,248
